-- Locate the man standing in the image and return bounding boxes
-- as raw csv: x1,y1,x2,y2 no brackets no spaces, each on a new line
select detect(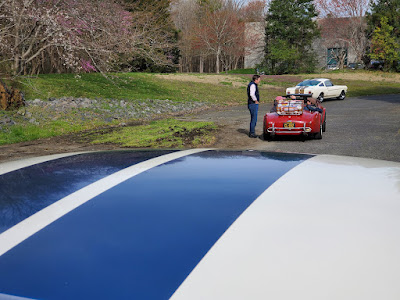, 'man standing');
247,75,261,138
